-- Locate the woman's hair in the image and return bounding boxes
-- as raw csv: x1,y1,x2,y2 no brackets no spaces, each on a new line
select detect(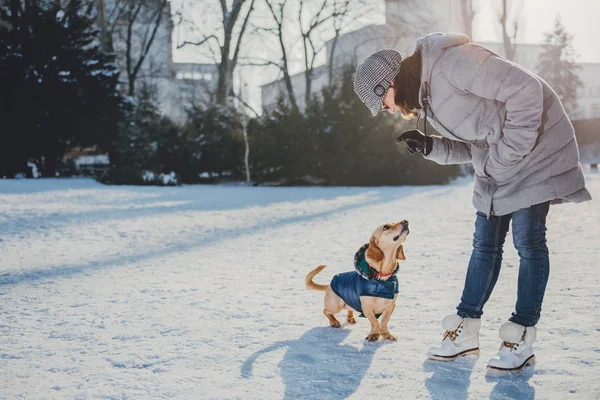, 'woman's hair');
393,48,422,119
